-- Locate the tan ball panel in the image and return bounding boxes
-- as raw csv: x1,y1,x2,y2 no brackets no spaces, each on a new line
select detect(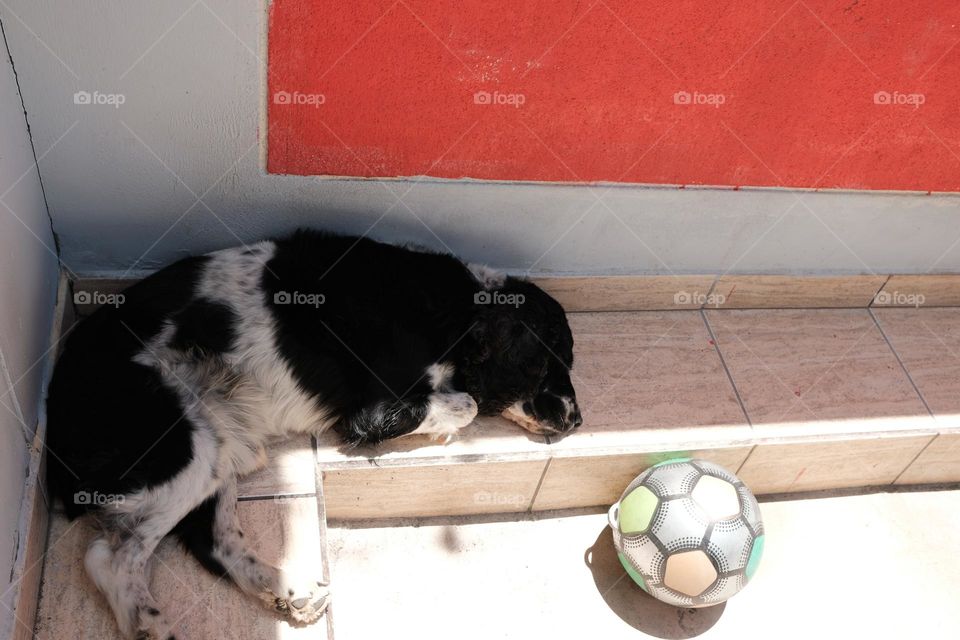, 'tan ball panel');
663,550,718,598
